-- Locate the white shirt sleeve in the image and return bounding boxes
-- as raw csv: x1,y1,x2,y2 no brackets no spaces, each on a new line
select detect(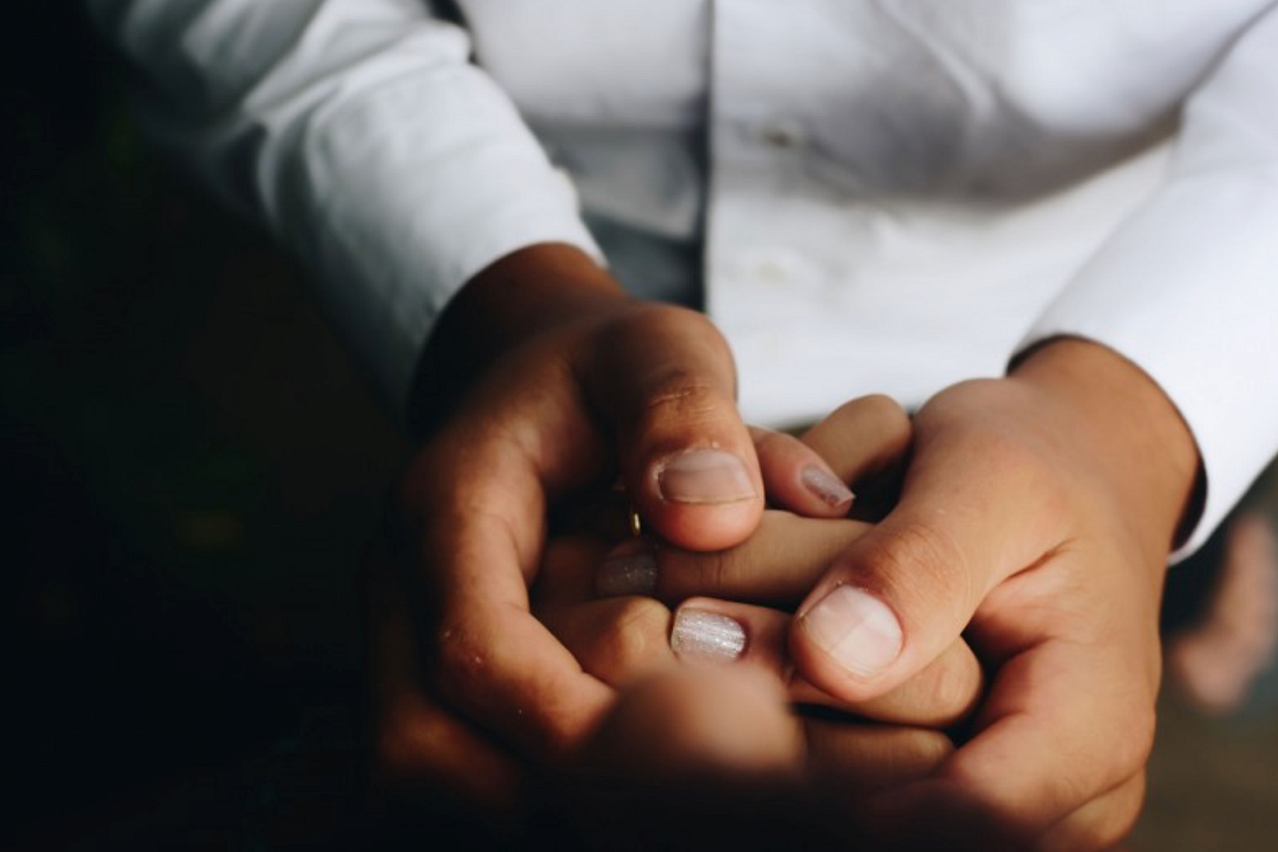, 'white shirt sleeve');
87,0,603,414
1021,4,1278,559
